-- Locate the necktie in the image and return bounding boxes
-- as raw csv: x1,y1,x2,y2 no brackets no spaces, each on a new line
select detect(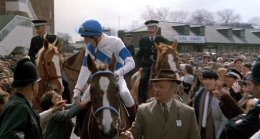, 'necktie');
202,92,213,127
150,37,153,42
162,103,169,121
